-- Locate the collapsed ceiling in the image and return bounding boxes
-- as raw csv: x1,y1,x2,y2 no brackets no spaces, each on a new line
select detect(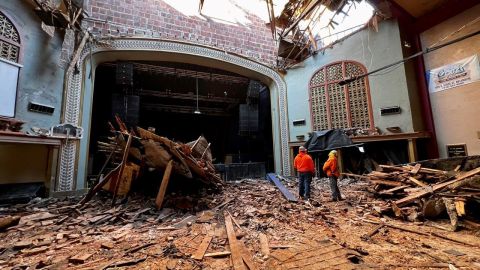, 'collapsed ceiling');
266,0,376,70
